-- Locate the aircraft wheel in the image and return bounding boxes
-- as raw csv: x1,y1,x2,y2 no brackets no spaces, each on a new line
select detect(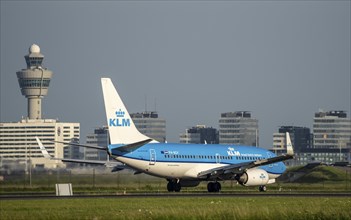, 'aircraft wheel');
207,182,214,192
174,183,181,192
167,181,174,192
259,185,267,192
167,180,181,192
214,182,221,192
